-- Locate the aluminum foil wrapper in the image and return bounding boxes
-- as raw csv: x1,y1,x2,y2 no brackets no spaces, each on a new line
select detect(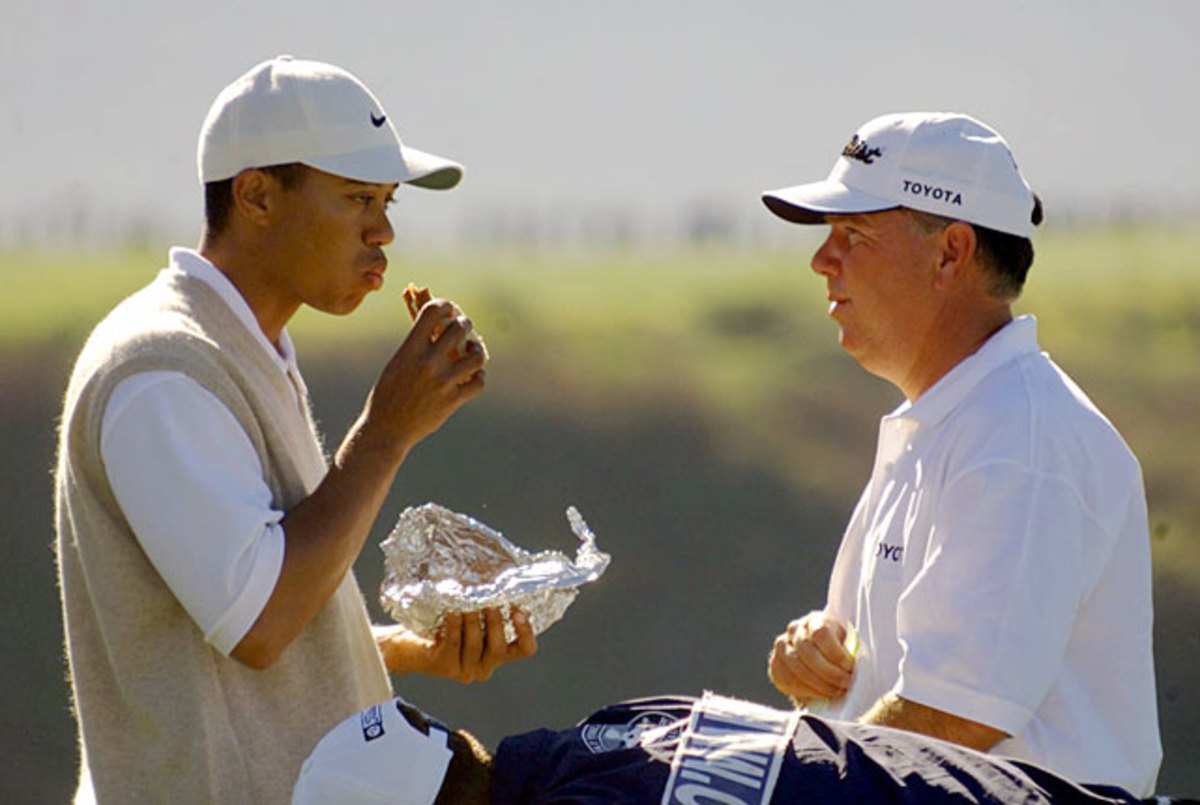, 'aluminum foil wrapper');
380,503,609,641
